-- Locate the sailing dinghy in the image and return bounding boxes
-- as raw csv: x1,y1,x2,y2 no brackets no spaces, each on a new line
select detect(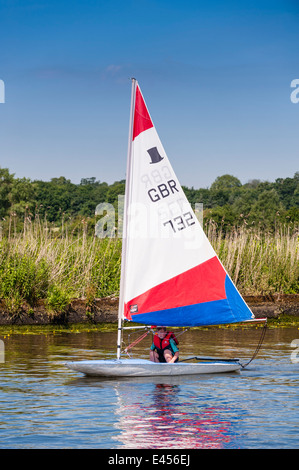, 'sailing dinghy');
66,79,266,377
